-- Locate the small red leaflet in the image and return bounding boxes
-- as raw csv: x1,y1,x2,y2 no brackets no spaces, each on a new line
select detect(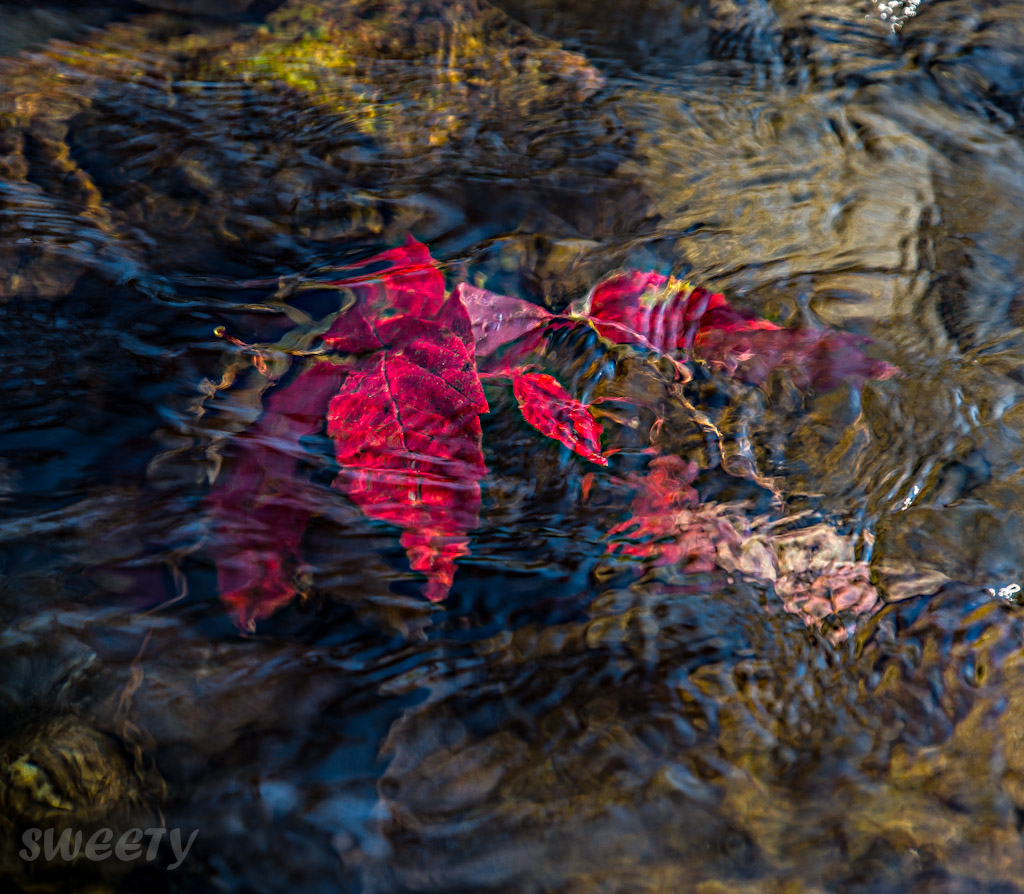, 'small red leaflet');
509,369,607,466
605,455,737,572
